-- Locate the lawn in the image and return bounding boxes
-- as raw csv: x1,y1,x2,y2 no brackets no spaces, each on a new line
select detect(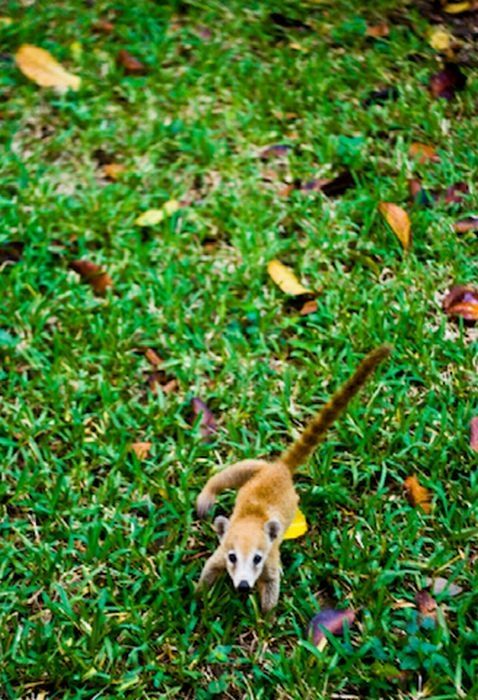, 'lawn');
1,0,477,697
